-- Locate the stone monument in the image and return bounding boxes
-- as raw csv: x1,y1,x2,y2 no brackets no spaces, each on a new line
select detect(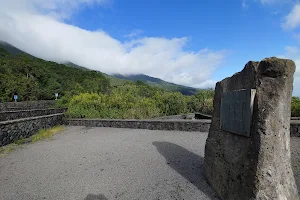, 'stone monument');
204,58,299,200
